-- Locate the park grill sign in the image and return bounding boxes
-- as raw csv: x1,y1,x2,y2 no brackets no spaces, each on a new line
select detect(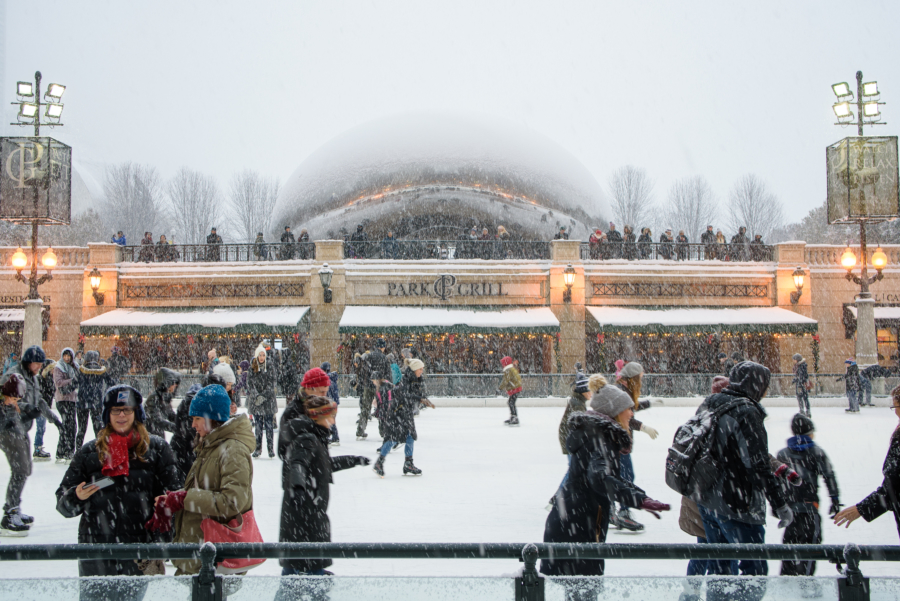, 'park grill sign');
387,274,510,300
0,137,72,225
